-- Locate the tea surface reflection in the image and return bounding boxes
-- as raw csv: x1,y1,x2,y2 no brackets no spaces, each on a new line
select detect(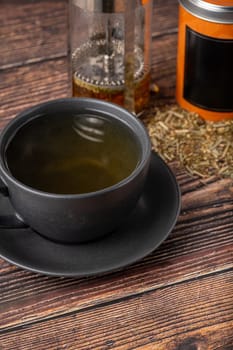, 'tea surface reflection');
5,113,140,194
